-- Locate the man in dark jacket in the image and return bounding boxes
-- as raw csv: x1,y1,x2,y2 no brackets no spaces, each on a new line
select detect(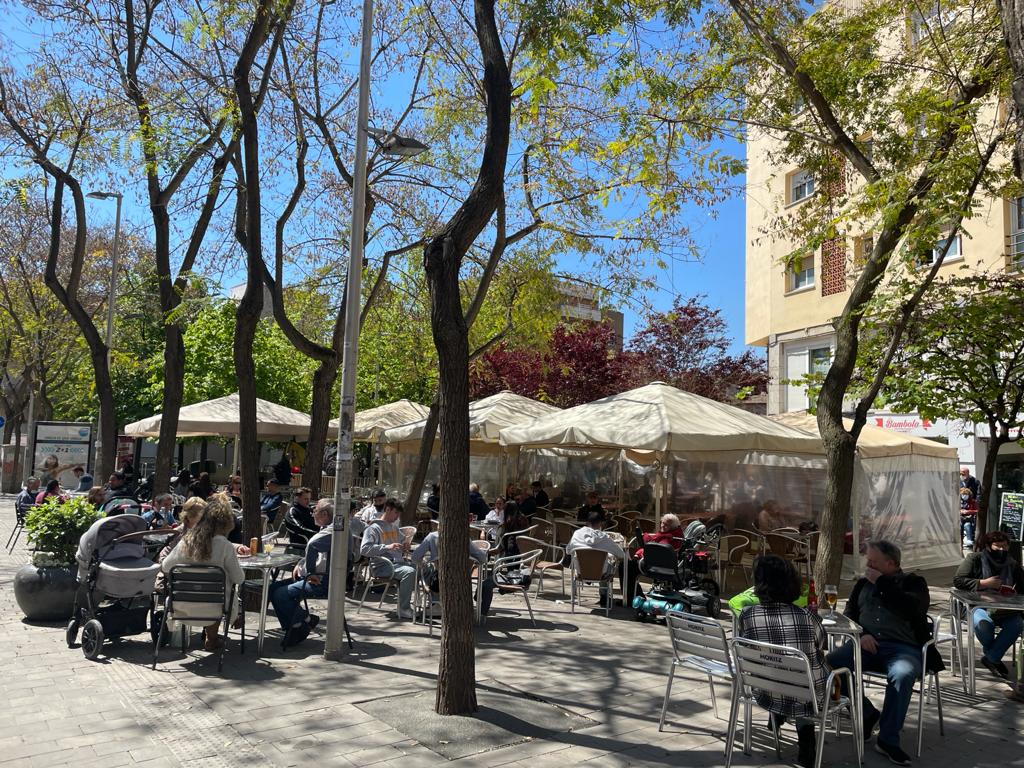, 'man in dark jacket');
468,483,490,521
827,540,940,767
953,531,1024,678
283,487,318,547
